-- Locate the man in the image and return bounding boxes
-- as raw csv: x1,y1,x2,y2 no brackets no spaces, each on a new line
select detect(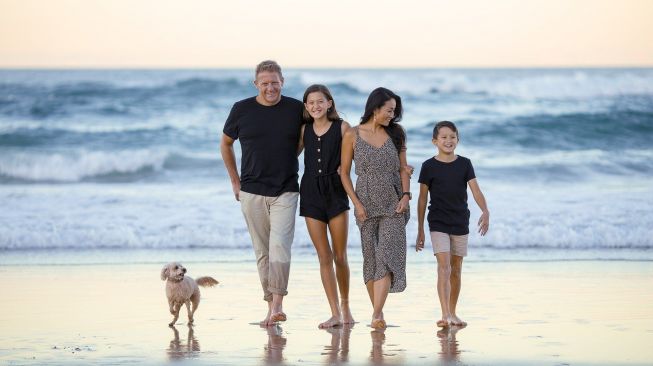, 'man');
220,60,303,326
